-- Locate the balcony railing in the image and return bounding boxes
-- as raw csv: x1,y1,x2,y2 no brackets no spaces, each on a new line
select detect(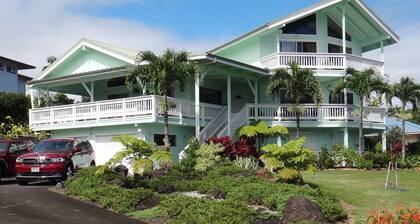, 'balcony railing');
247,104,385,123
260,53,384,72
29,95,224,131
